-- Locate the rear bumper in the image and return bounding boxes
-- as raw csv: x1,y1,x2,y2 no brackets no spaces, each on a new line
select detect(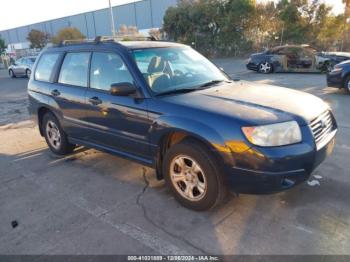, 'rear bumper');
225,133,336,194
